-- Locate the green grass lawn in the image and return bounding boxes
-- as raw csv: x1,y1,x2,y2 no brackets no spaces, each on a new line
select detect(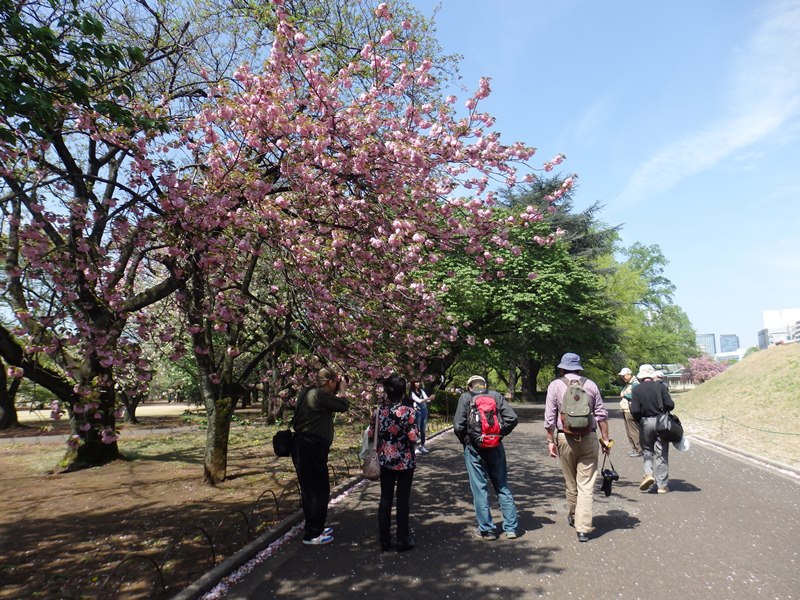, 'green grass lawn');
675,342,800,468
